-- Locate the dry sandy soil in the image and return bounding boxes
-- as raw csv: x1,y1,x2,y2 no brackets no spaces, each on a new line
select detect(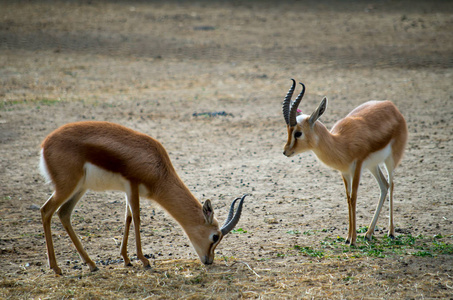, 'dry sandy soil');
1,0,452,299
